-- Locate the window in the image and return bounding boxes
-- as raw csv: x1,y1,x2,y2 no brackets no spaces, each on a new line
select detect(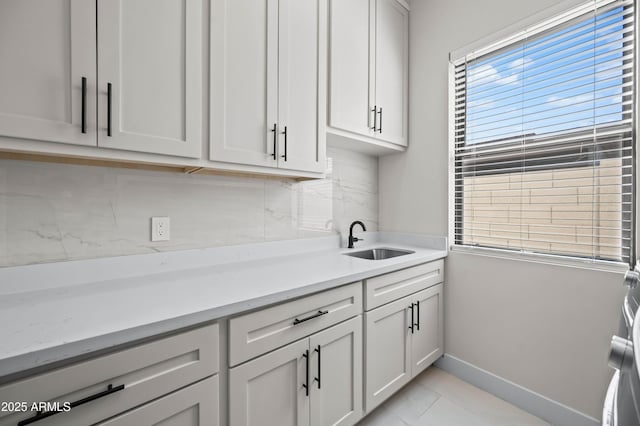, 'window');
451,0,635,265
